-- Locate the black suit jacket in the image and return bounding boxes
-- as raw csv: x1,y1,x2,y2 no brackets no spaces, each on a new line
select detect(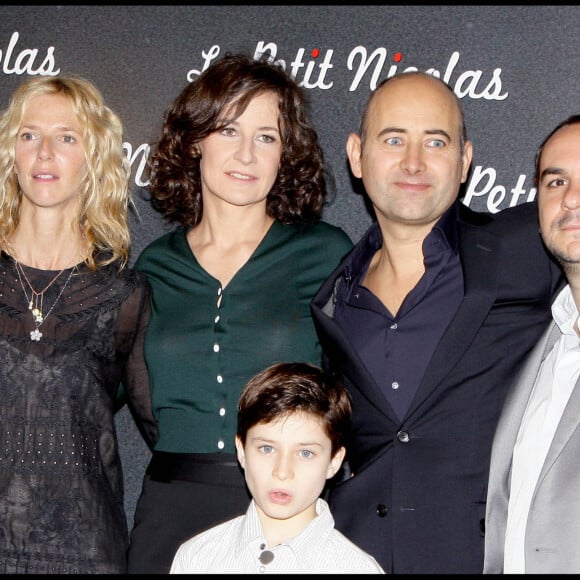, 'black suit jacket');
311,201,563,574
